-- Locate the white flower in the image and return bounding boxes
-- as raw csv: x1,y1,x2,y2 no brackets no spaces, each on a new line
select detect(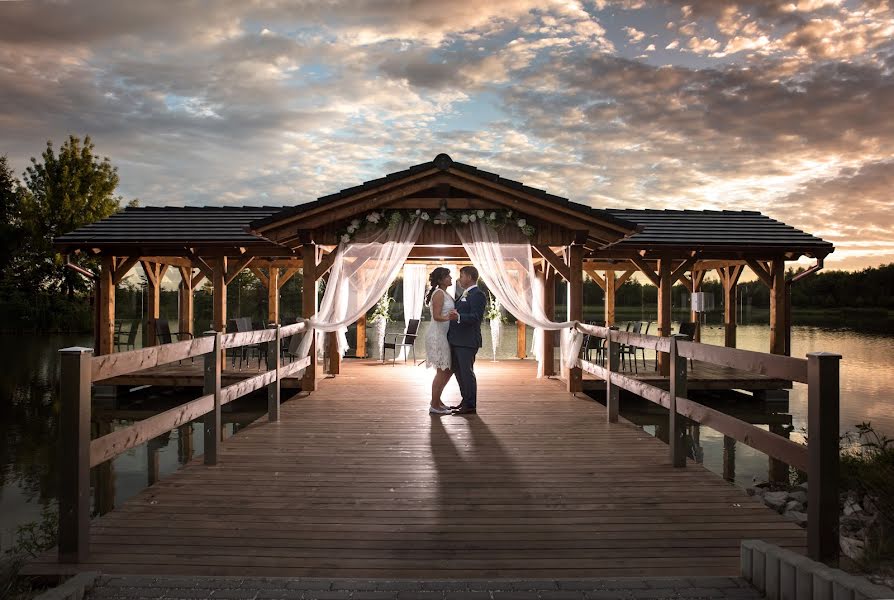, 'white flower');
489,211,496,220
507,210,513,217
367,212,380,223
415,209,421,215
347,225,356,233
341,234,351,243
351,219,360,227
460,214,470,223
469,214,477,222
421,212,430,220
477,209,485,218
517,218,526,227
